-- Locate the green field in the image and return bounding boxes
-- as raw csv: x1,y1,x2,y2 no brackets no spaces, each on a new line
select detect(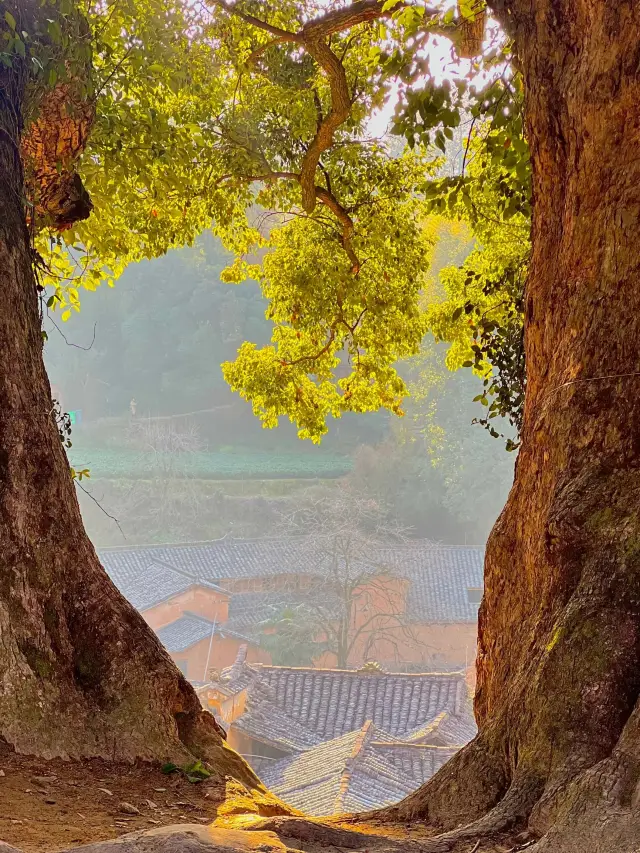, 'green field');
69,447,353,480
